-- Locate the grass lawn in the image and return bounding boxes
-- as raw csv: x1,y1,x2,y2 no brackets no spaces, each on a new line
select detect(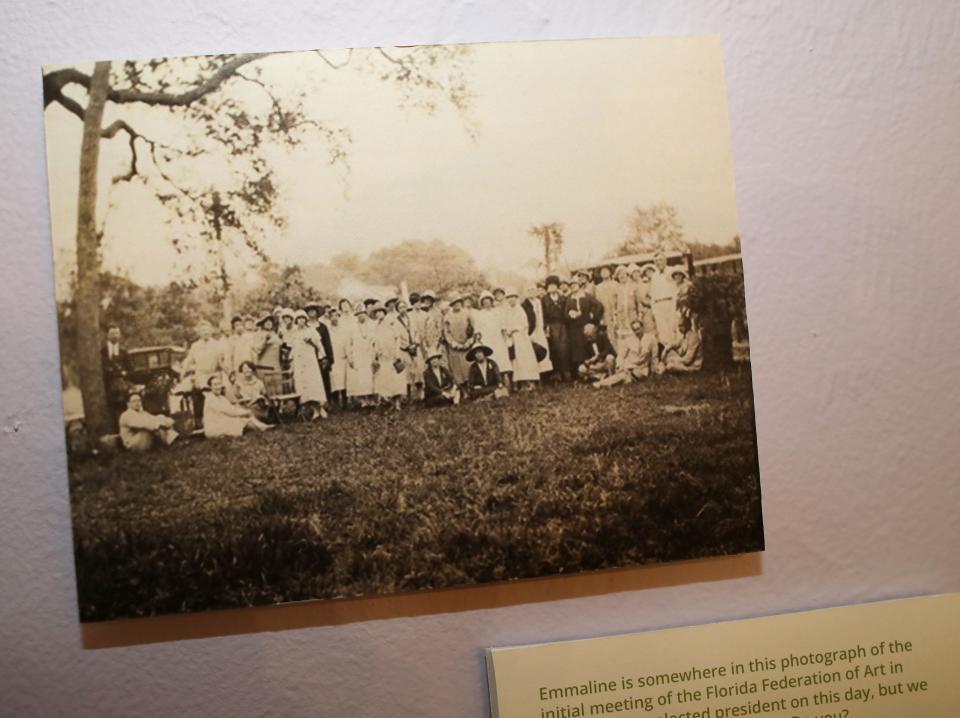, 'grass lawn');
68,366,763,622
